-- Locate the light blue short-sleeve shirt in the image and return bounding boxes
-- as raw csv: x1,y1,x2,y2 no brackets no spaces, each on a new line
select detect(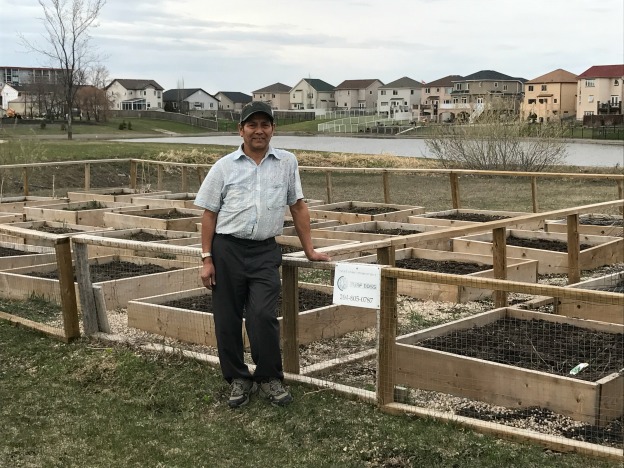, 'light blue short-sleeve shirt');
194,145,304,240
